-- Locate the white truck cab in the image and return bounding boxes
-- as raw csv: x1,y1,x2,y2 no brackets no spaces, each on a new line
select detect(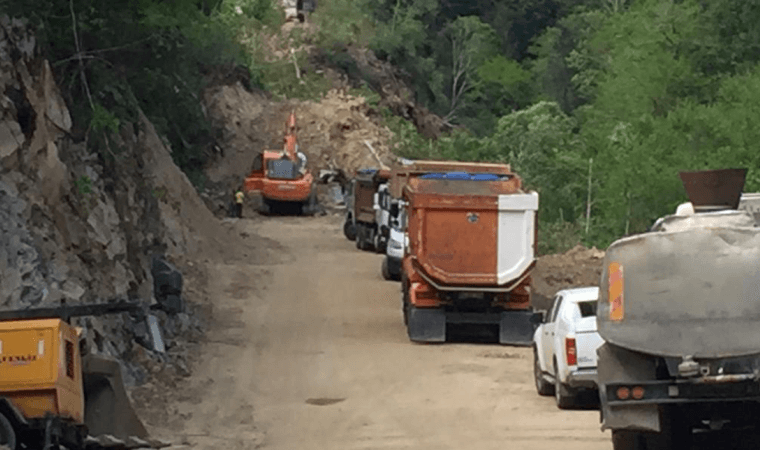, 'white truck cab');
381,199,407,281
